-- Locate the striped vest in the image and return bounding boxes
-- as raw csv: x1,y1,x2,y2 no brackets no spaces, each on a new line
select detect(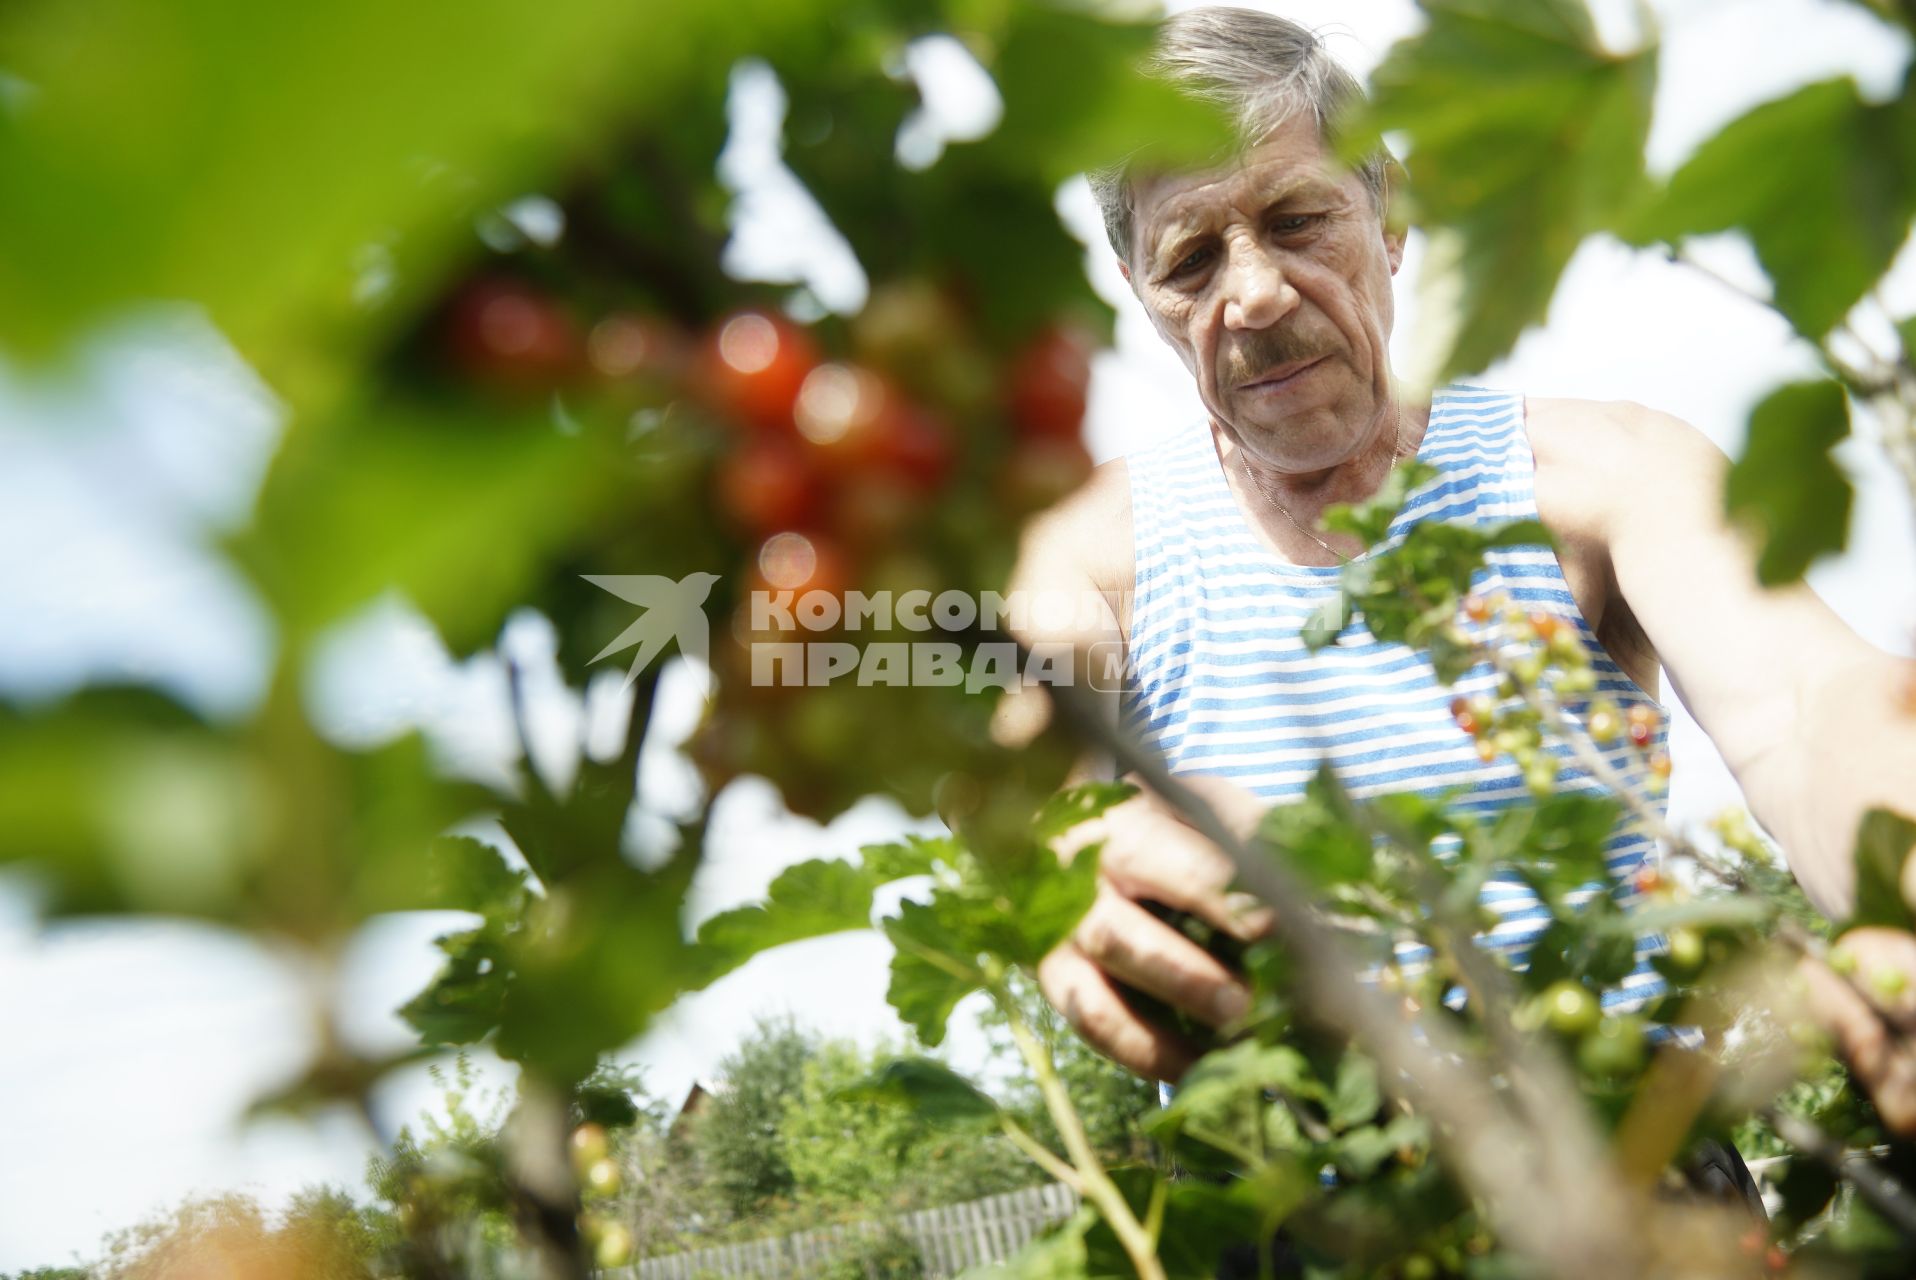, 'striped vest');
1121,385,1670,1004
